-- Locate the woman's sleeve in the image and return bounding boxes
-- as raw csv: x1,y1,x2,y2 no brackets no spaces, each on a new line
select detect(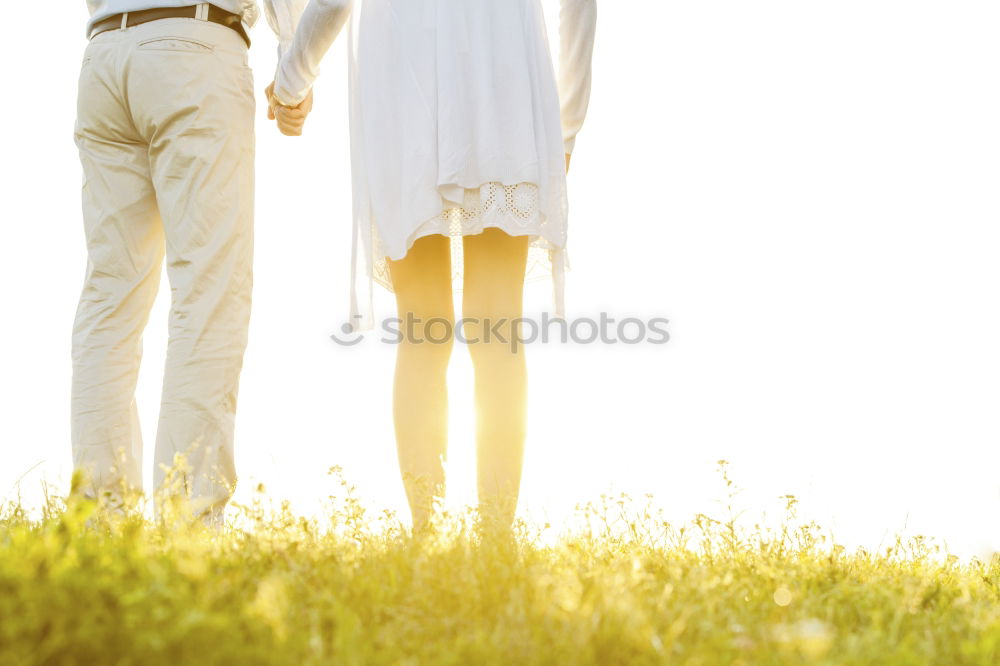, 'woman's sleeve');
272,0,353,107
558,0,597,155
